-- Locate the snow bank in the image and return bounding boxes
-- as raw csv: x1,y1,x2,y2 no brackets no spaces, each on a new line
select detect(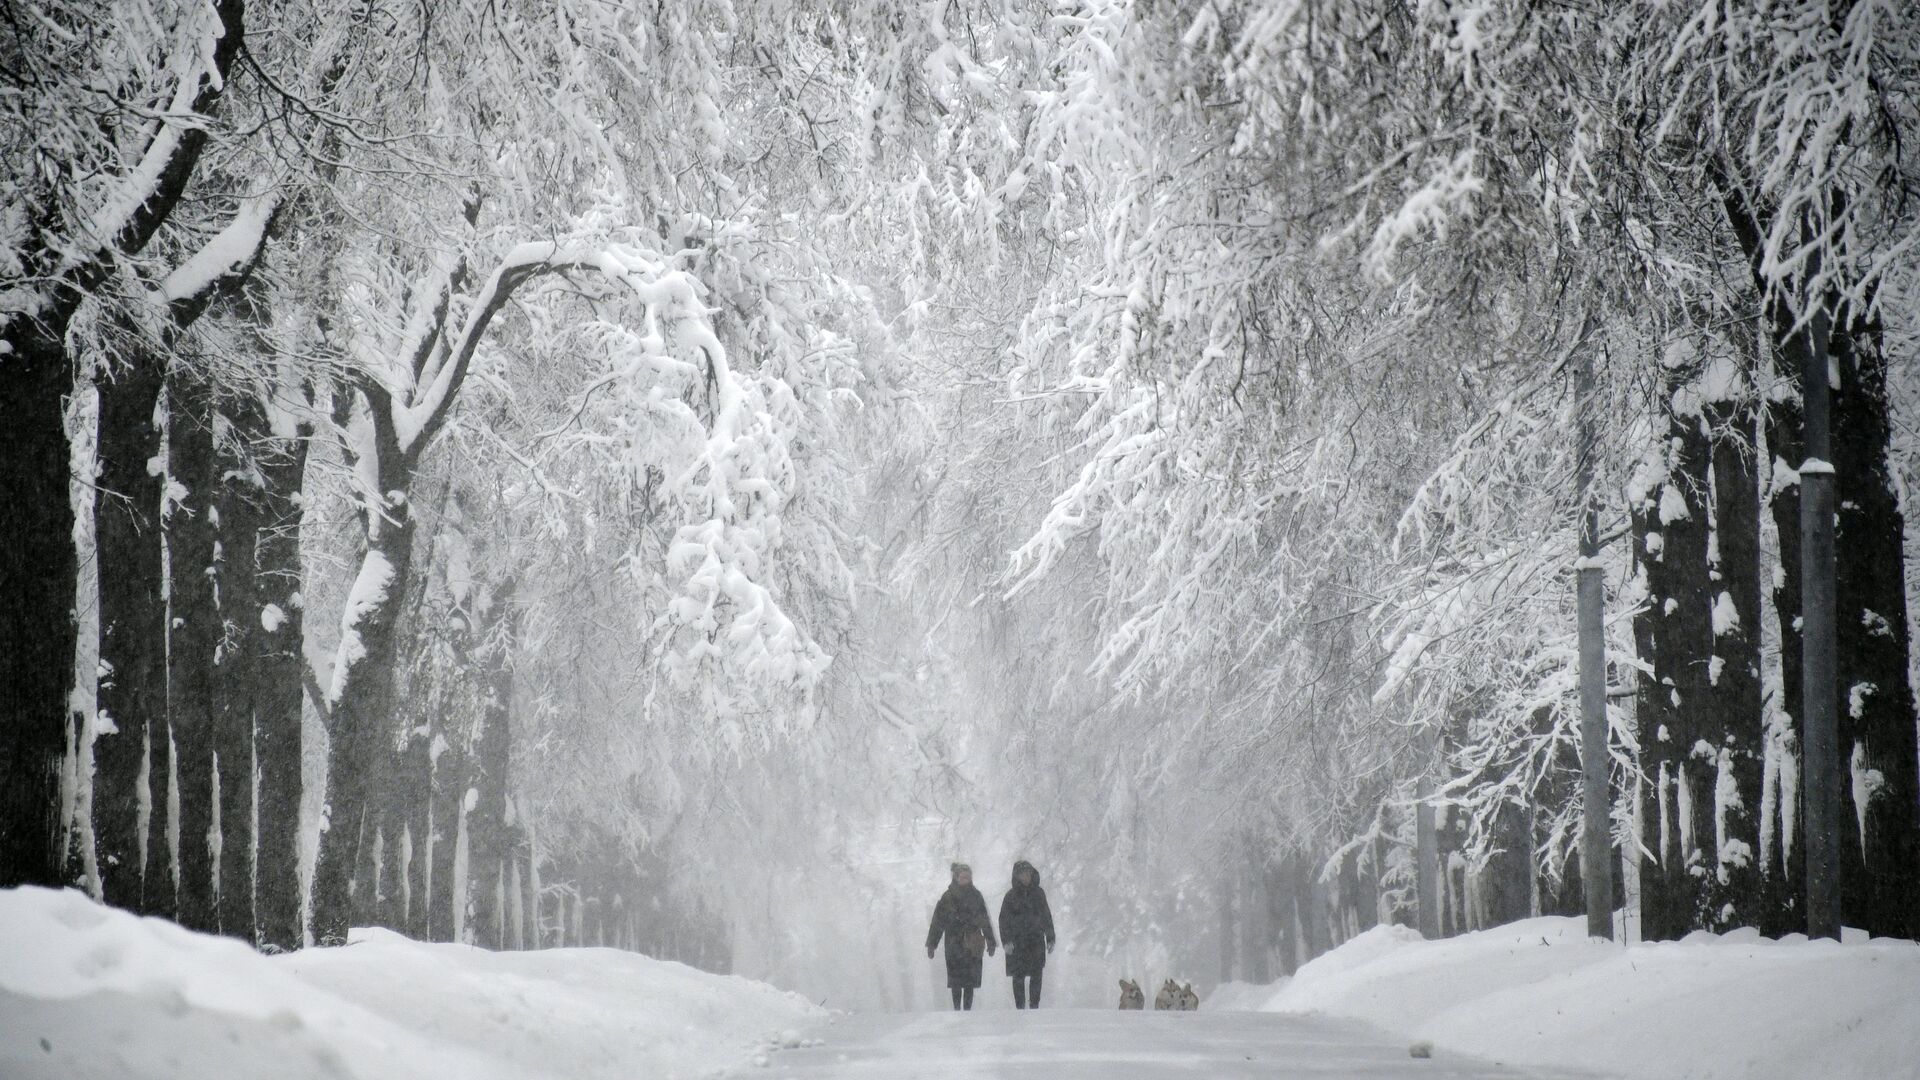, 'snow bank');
1203,979,1291,1012
1223,915,1920,1080
0,887,822,1080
